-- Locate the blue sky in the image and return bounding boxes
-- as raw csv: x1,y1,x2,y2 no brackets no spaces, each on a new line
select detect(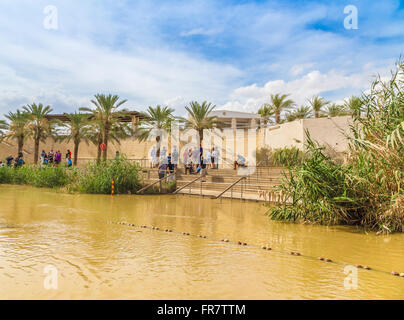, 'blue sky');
0,0,403,116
